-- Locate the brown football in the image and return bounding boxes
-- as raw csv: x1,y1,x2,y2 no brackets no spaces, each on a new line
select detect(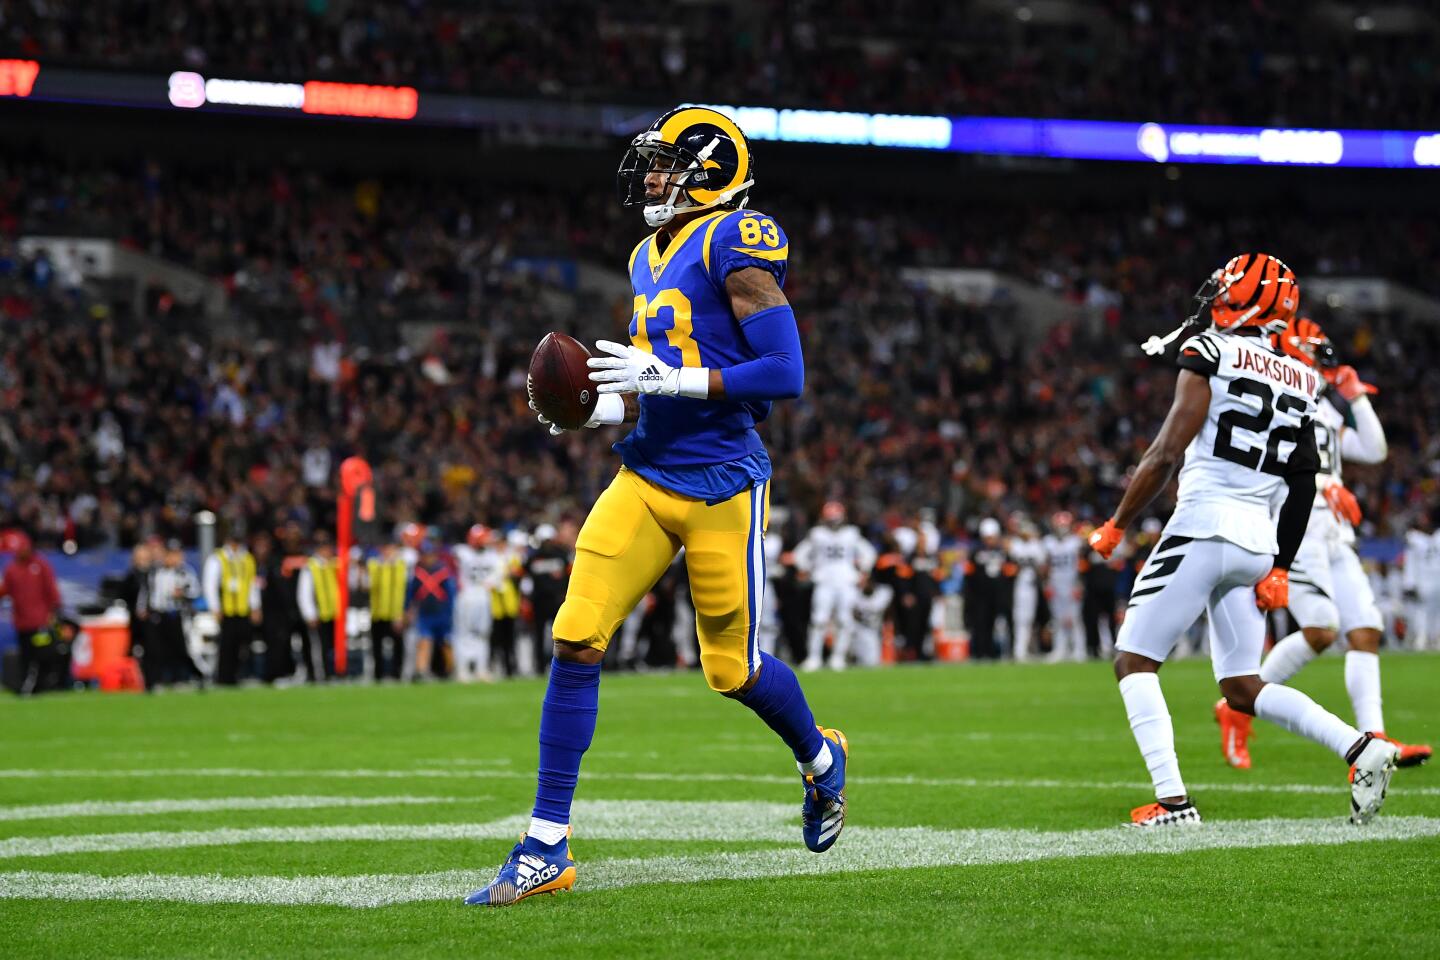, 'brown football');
527,332,598,431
